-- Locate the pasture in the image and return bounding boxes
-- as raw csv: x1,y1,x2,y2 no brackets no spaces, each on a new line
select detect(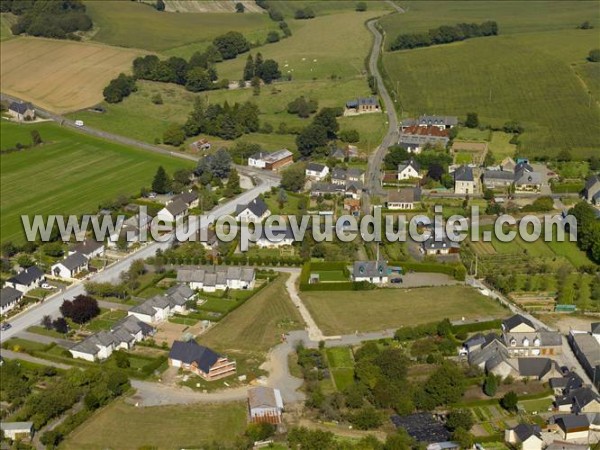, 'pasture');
201,273,304,354
86,0,278,56
62,399,247,450
261,0,391,18
380,1,600,158
0,121,192,243
0,37,144,113
301,286,508,335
